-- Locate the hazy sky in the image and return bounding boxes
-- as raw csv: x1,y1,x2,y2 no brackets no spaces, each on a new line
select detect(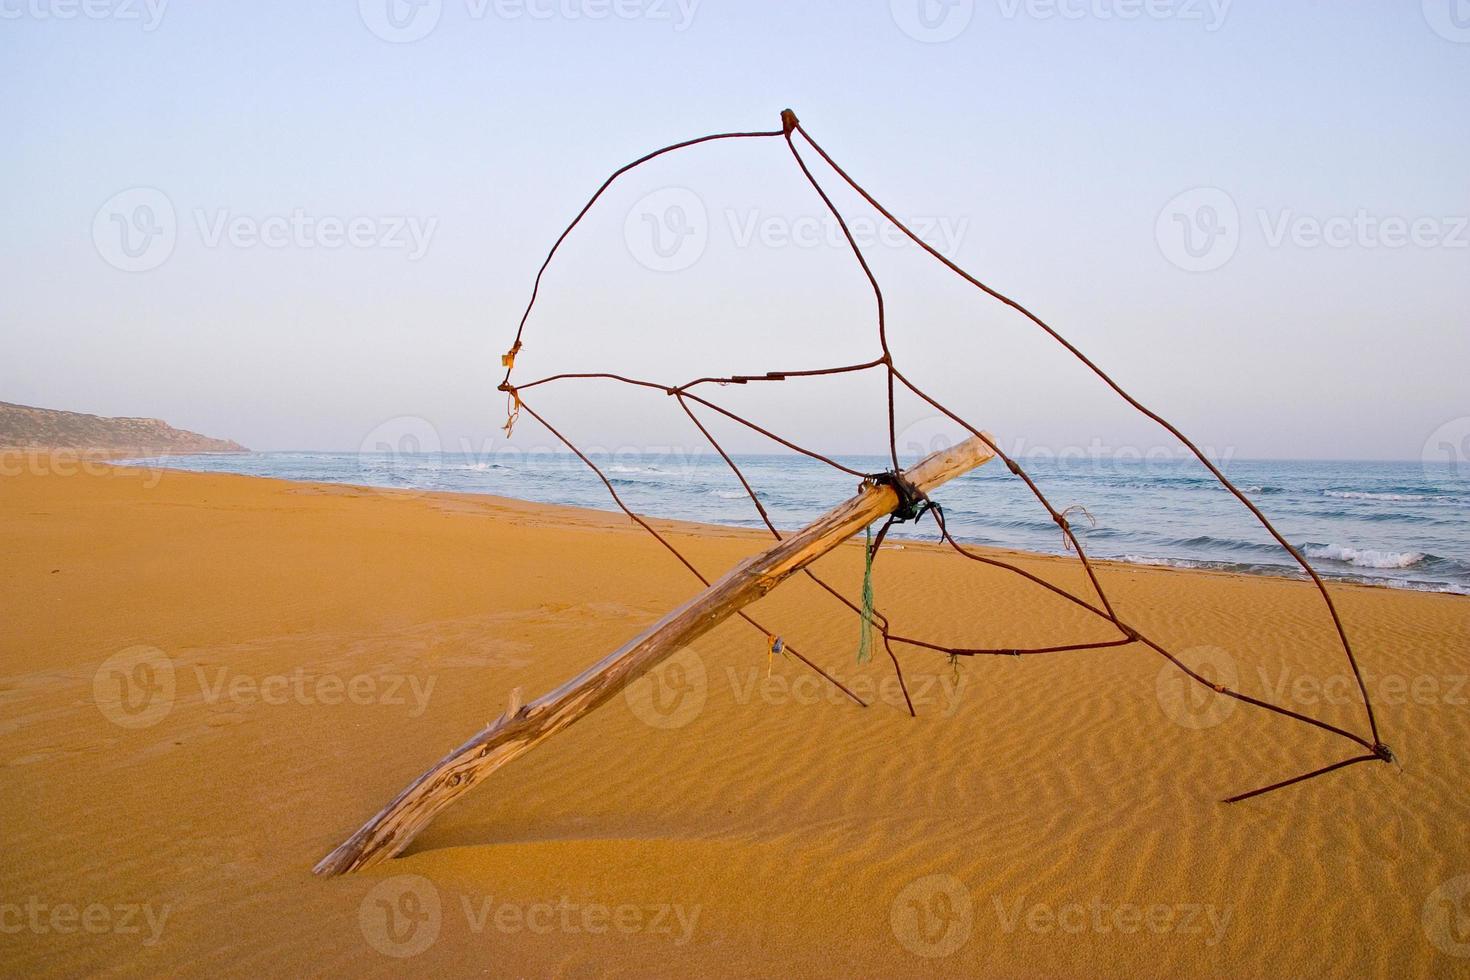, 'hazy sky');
3,2,1466,460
